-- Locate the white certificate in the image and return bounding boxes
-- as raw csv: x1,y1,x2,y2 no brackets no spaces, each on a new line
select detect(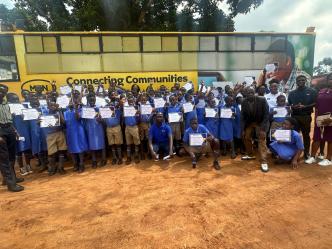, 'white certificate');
211,89,219,97
81,96,87,105
154,98,165,109
40,115,60,128
273,129,291,142
189,133,205,146
183,102,194,113
124,106,137,117
95,97,107,107
205,108,217,118
94,86,104,93
82,107,96,119
22,108,40,120
9,103,24,115
273,107,288,118
168,113,182,123
201,85,207,93
99,107,113,119
39,99,47,106
182,82,193,91
60,85,72,95
140,104,153,115
244,76,254,85
56,96,70,108
265,63,276,73
74,85,82,92
220,108,233,118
